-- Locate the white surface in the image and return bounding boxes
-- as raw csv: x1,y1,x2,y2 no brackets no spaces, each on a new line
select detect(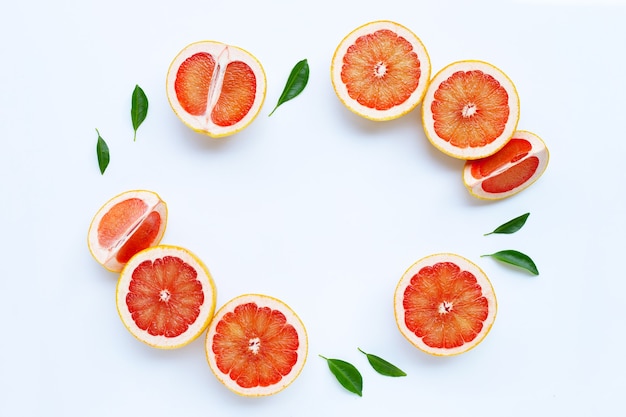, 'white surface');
1,1,625,416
